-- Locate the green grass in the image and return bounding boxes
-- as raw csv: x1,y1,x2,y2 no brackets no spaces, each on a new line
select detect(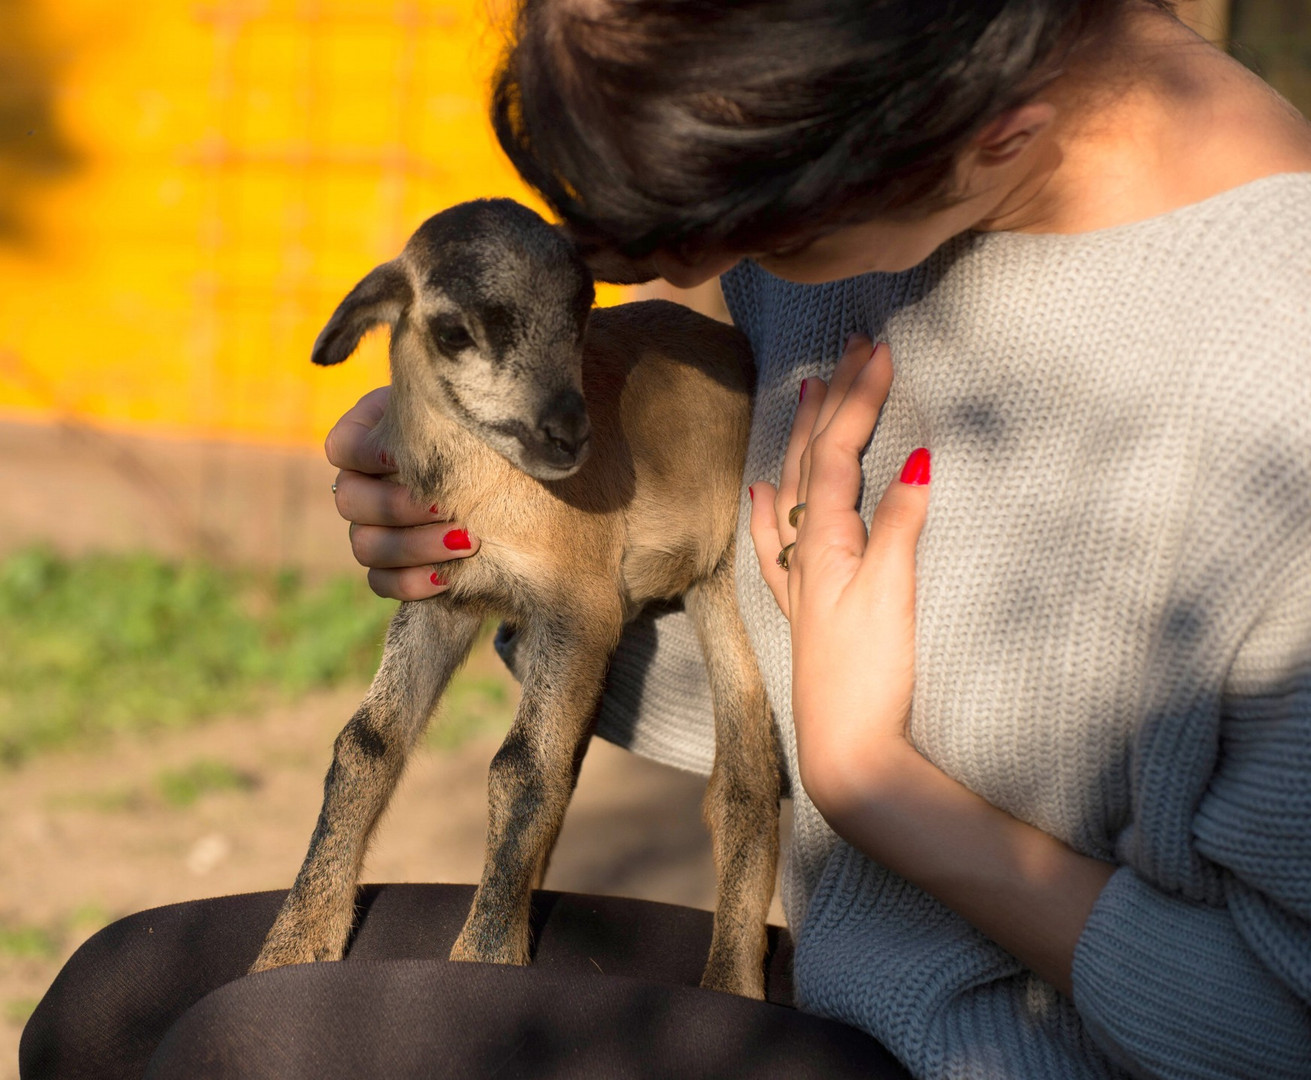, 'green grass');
0,924,58,961
155,759,259,807
427,674,512,751
0,546,395,766
0,907,115,966
0,907,115,1032
4,997,40,1024
47,759,257,812
0,546,521,766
